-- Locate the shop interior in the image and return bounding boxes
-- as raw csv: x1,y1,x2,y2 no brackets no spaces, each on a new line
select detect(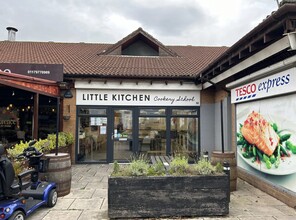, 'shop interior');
0,86,57,147
77,107,199,163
